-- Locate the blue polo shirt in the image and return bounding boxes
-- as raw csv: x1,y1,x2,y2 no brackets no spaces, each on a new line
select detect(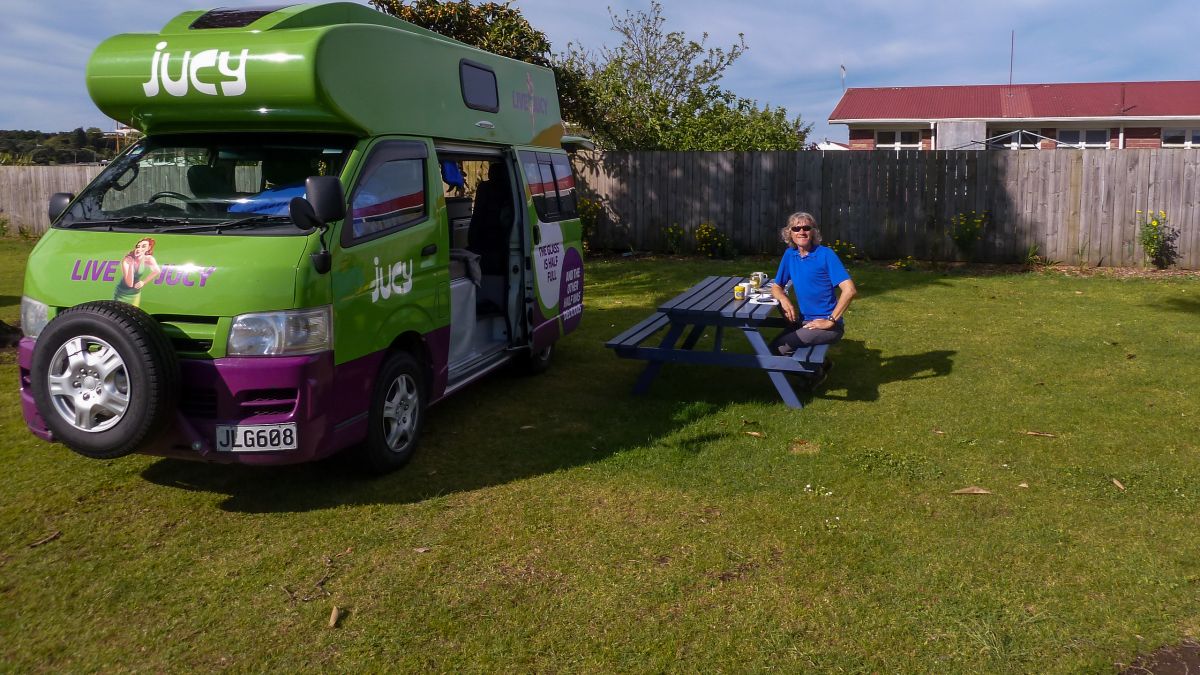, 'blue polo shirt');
774,245,851,322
